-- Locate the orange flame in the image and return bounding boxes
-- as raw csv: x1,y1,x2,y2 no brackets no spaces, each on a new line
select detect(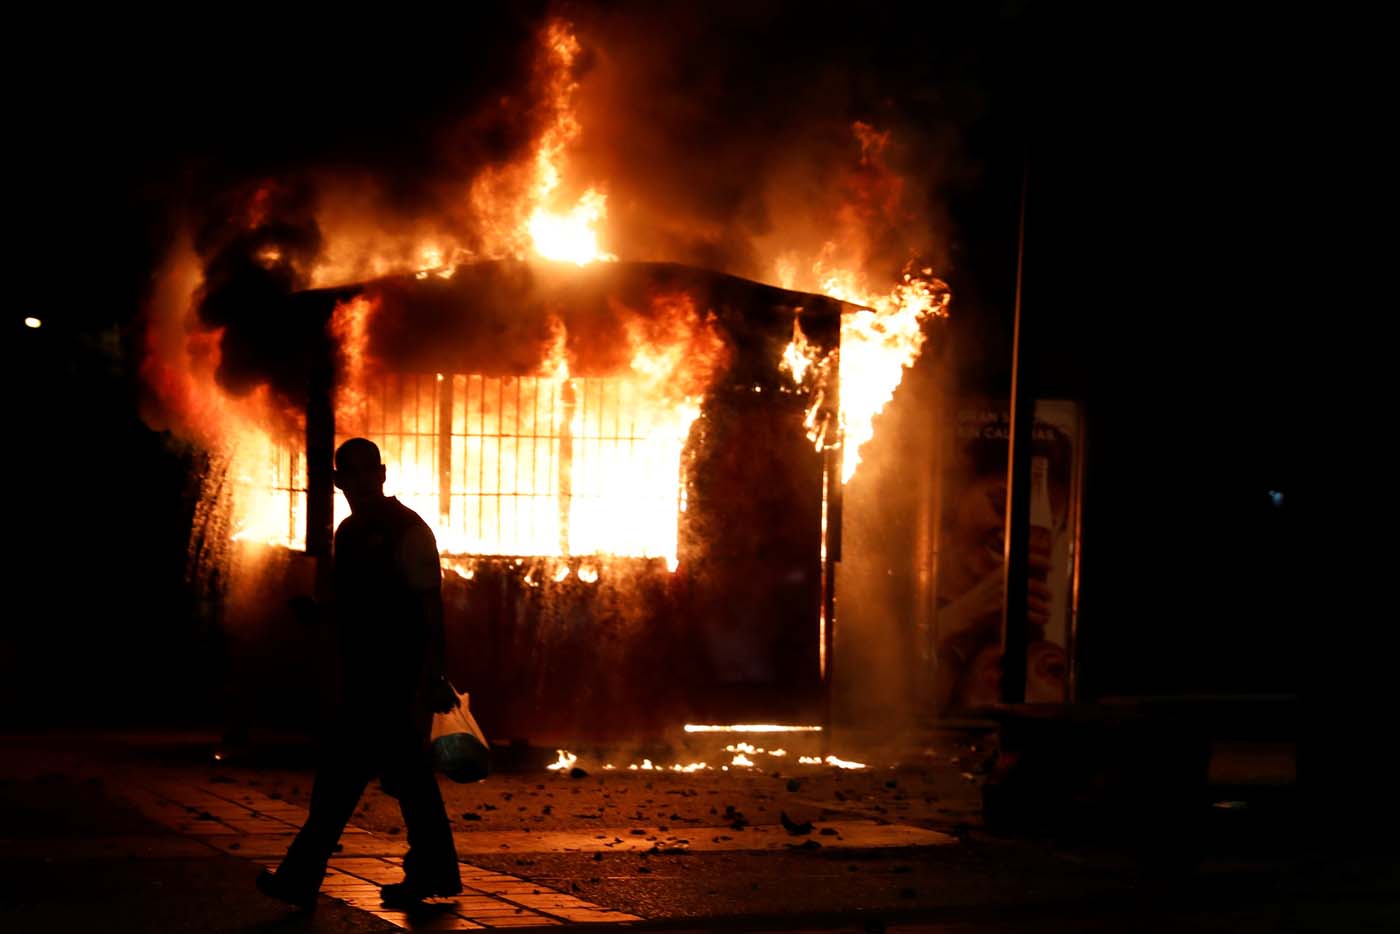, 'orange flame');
779,318,818,386
314,293,721,567
546,750,579,771
140,237,311,557
145,27,947,591
770,122,951,483
822,267,950,483
470,20,615,267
